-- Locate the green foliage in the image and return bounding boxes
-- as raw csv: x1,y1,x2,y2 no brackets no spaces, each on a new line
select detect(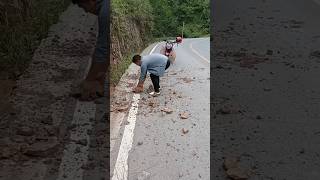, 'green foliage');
0,0,70,77
110,55,132,85
149,0,209,38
